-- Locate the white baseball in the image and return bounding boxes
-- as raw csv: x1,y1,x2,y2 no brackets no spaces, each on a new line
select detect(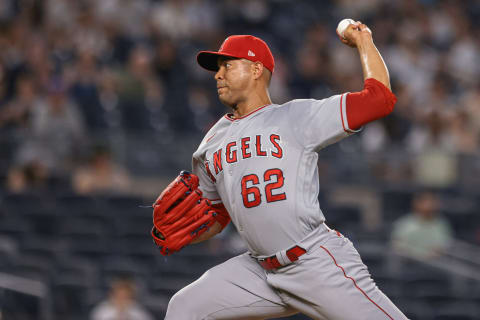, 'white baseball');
336,18,356,39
